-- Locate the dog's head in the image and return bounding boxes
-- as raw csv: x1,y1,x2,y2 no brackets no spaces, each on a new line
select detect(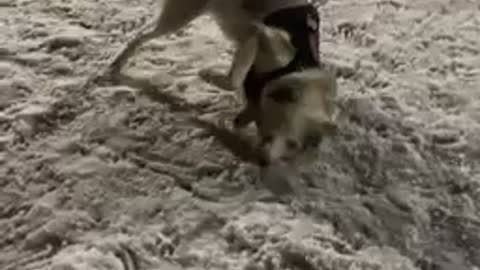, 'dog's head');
256,68,337,167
